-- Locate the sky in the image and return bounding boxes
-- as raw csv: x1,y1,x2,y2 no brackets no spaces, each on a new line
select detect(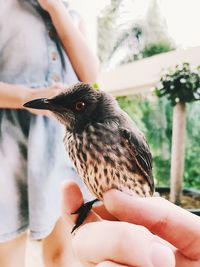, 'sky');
70,0,200,51
160,0,200,48
118,0,200,48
